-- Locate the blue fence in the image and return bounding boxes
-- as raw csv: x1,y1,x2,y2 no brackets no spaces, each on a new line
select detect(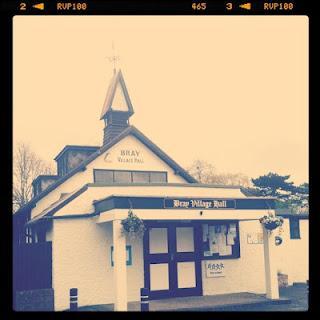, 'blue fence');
13,242,52,307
